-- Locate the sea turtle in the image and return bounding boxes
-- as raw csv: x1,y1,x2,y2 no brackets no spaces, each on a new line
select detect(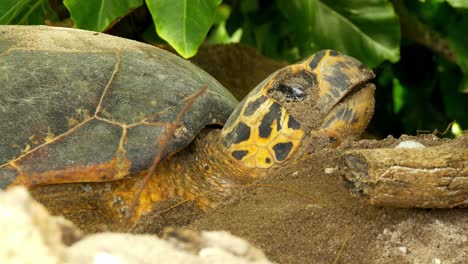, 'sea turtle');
0,26,375,230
